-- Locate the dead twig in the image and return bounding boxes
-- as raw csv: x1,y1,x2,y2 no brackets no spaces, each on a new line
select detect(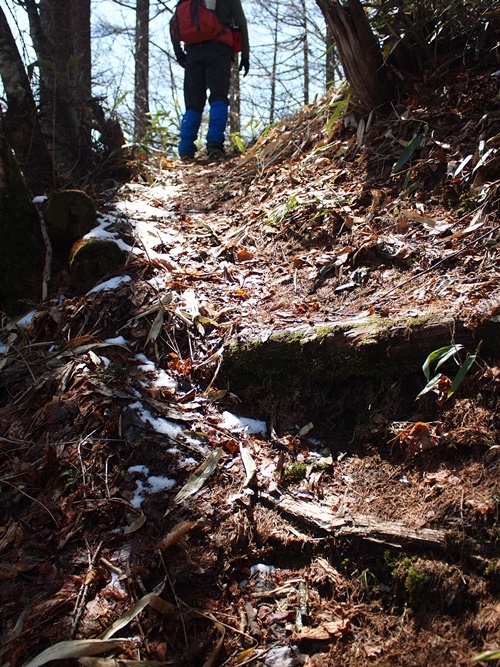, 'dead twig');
71,540,103,637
